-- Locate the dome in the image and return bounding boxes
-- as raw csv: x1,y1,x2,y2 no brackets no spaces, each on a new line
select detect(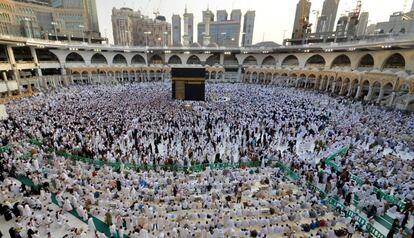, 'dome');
250,41,280,48
207,43,219,48
189,42,201,48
